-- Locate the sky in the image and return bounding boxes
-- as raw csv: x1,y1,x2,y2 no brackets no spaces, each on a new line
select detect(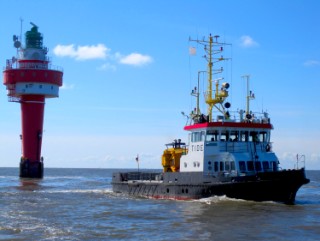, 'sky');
0,0,319,170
